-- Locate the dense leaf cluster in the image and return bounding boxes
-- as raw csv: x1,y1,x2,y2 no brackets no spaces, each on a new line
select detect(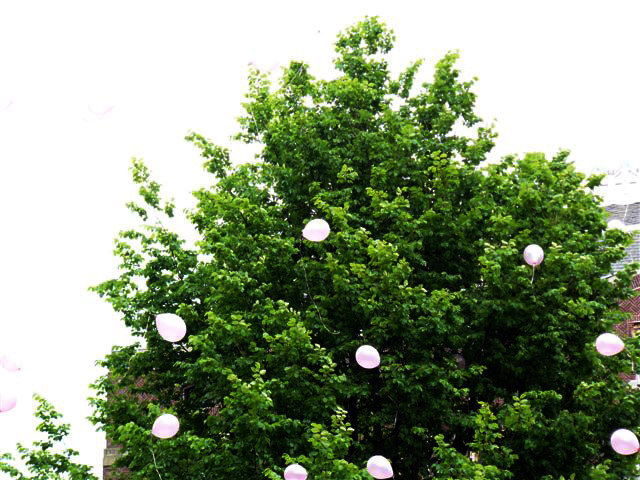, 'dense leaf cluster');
90,17,640,479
